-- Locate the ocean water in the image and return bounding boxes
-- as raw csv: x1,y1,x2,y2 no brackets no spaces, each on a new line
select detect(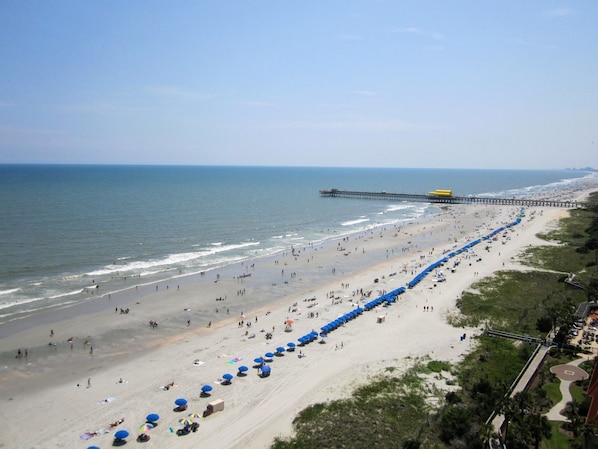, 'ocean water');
0,165,590,328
